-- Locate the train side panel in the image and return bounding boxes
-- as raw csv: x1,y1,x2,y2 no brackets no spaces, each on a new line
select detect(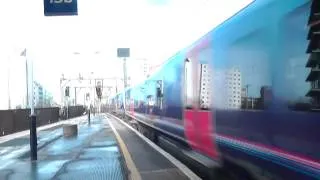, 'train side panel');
210,0,320,179
113,0,320,179
129,54,188,143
